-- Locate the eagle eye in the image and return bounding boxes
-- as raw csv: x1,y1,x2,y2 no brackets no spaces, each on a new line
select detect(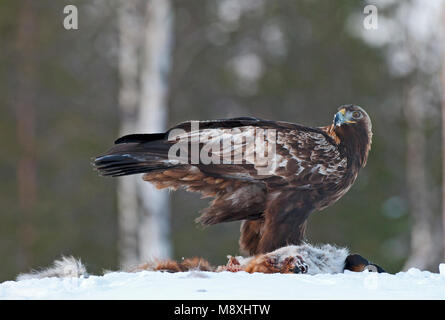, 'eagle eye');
352,111,362,119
